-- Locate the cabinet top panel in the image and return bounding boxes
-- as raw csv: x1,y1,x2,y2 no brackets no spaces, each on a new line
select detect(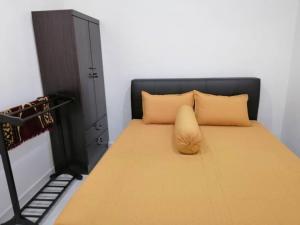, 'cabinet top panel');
32,9,99,24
